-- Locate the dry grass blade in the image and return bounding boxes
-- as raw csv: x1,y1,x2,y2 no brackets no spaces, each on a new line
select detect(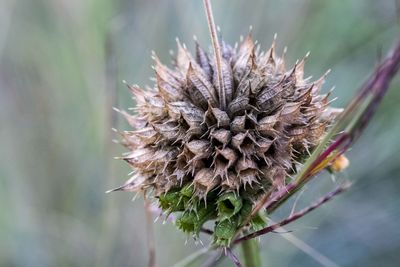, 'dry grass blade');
203,0,226,109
